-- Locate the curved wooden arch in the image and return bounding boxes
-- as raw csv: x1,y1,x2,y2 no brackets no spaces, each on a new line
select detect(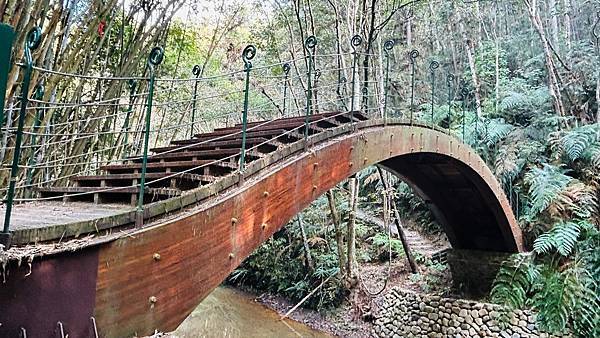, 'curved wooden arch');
90,121,523,336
